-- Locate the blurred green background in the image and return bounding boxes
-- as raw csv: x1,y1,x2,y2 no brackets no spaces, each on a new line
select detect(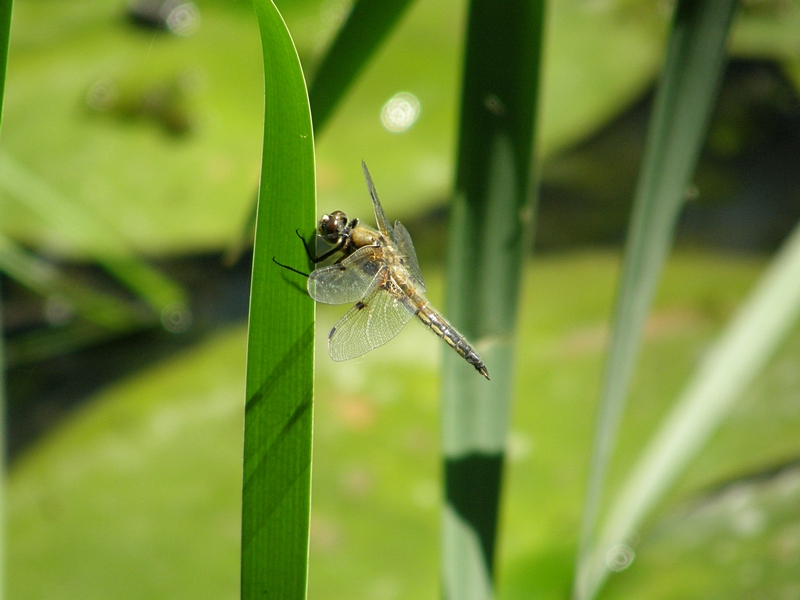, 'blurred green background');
4,0,800,598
